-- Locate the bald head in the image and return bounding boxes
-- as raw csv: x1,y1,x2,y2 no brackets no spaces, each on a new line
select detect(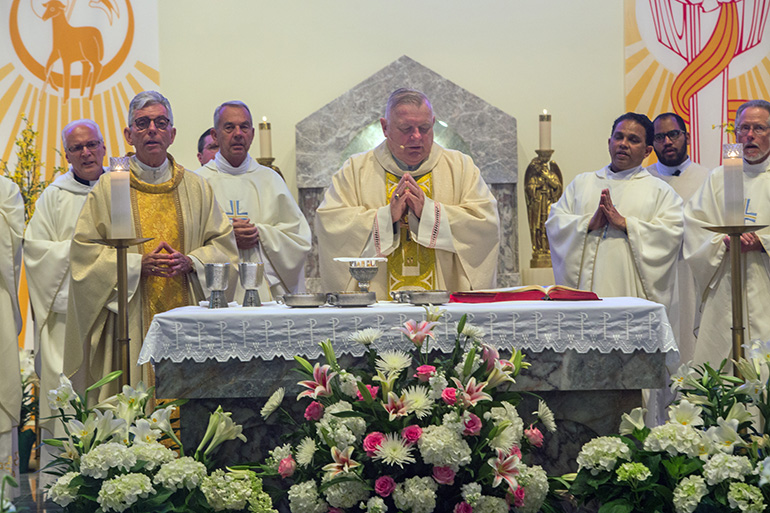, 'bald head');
62,119,105,182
